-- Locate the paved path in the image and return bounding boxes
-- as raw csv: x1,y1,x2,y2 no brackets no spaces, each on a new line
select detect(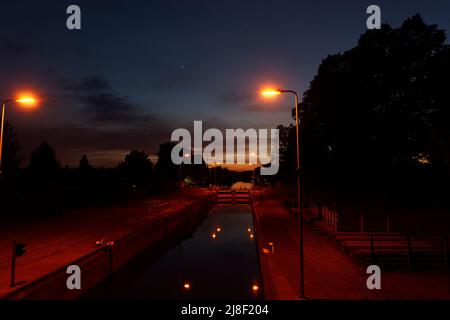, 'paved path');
253,188,450,300
0,189,212,297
